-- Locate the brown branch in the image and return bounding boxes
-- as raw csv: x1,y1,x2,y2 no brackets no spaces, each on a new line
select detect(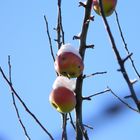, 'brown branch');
73,35,81,40
61,113,68,140
76,121,89,140
122,53,133,63
83,71,107,79
108,87,139,113
115,11,140,79
44,15,55,62
78,123,89,140
68,113,76,130
82,88,110,100
58,0,65,44
56,0,61,49
98,0,140,111
79,1,87,8
56,0,65,49
85,44,94,49
75,0,93,140
0,67,54,140
8,56,31,140
83,124,94,130
55,1,68,139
